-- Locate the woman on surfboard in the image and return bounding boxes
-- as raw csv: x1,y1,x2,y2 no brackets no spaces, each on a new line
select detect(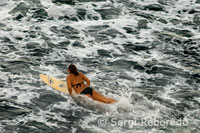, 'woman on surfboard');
66,64,116,104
